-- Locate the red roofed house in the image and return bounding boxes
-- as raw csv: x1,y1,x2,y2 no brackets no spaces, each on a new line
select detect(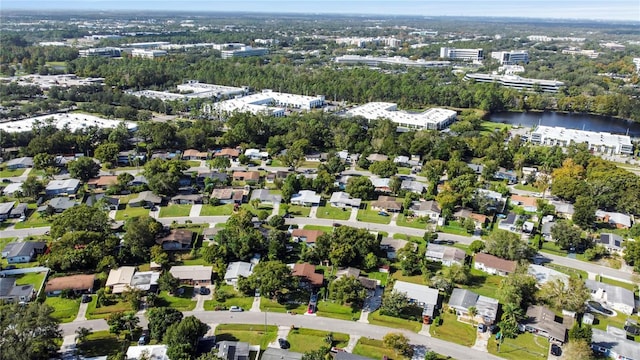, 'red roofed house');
183,149,209,160
291,229,325,246
214,148,240,159
292,263,324,288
